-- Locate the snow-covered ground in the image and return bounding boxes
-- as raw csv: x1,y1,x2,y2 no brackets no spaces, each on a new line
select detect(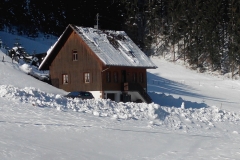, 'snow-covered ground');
148,57,240,113
0,31,56,54
1,31,240,160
